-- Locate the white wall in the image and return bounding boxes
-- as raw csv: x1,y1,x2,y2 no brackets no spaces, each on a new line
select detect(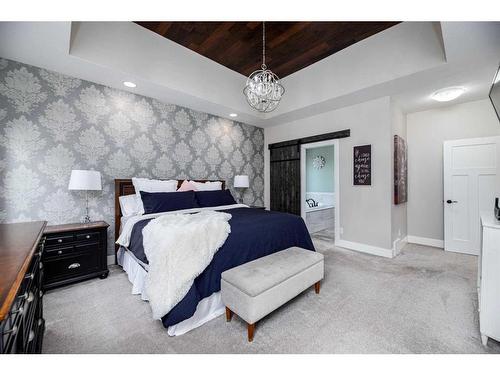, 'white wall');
265,97,394,252
407,99,500,243
391,103,408,250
